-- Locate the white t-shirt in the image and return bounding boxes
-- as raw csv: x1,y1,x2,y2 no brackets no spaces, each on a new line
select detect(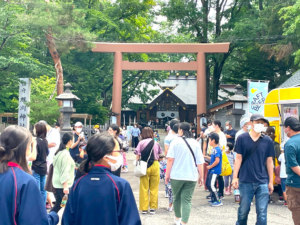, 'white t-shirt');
164,132,177,147
46,128,61,168
278,153,287,178
217,131,227,150
167,137,205,181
